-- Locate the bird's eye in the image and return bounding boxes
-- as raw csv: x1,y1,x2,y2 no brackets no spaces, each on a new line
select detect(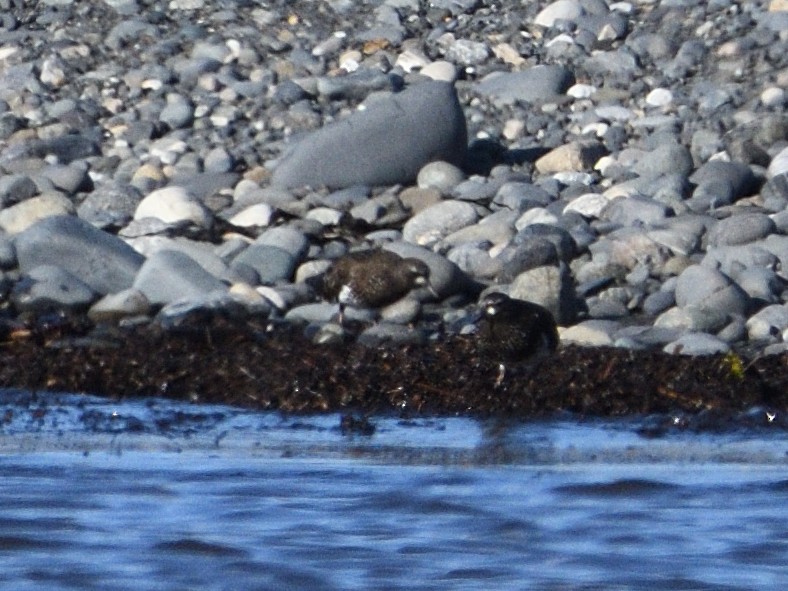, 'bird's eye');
486,306,497,315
